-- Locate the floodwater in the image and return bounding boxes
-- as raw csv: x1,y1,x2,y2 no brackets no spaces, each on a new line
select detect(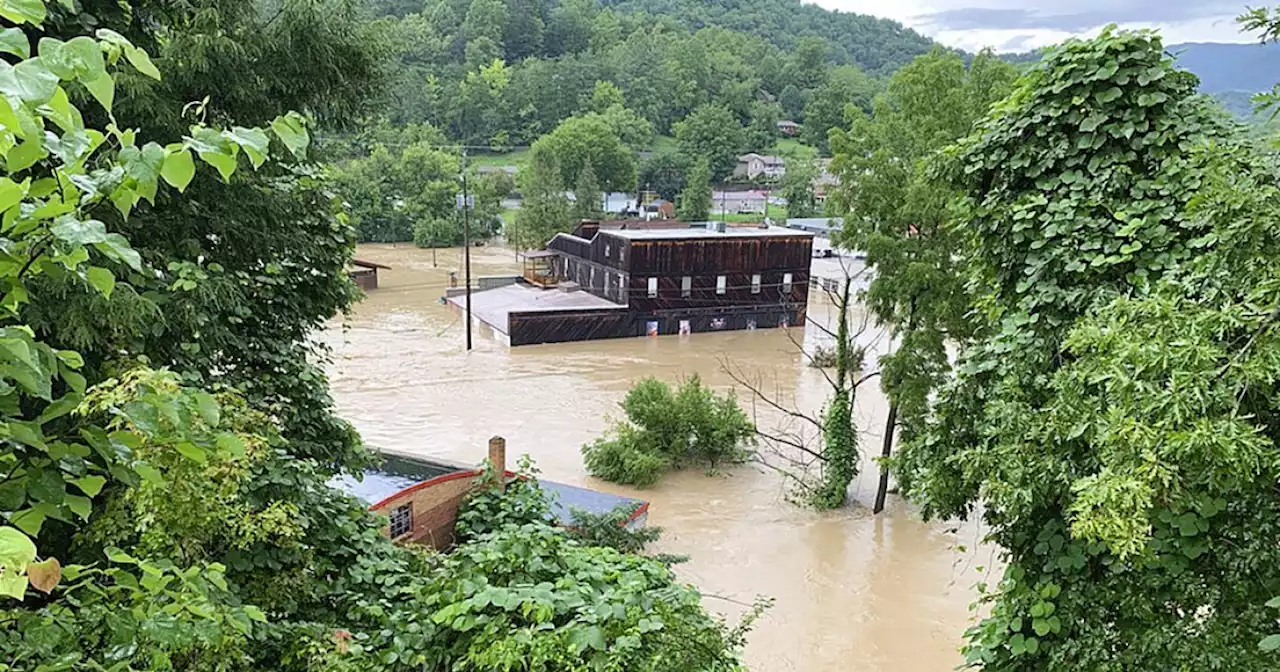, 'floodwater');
321,243,998,671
